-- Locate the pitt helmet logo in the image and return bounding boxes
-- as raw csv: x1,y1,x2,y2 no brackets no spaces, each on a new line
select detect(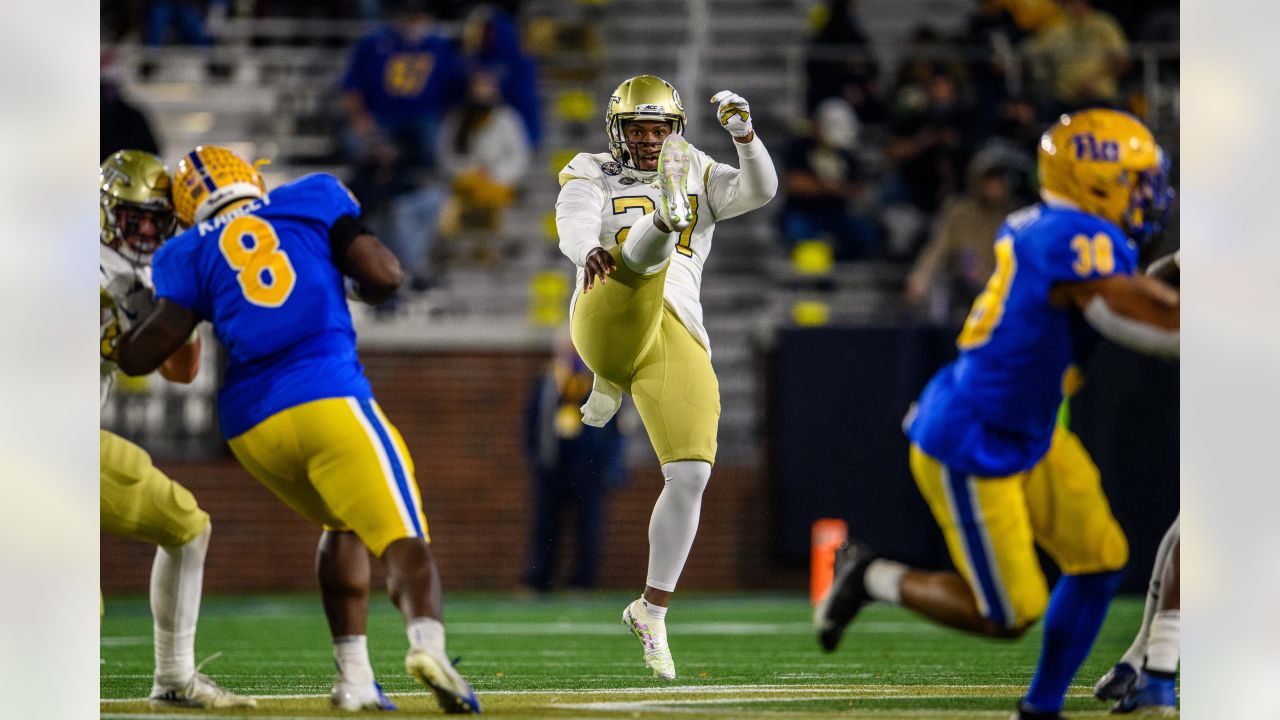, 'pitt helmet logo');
1071,133,1120,162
